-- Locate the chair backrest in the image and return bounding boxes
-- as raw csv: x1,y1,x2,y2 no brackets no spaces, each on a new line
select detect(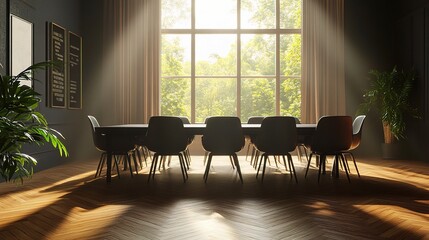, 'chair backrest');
88,115,106,151
202,116,245,154
247,116,264,124
178,116,194,144
294,117,301,124
88,115,135,153
255,116,297,154
145,116,188,154
312,116,352,153
350,115,366,150
246,116,264,142
178,116,191,124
